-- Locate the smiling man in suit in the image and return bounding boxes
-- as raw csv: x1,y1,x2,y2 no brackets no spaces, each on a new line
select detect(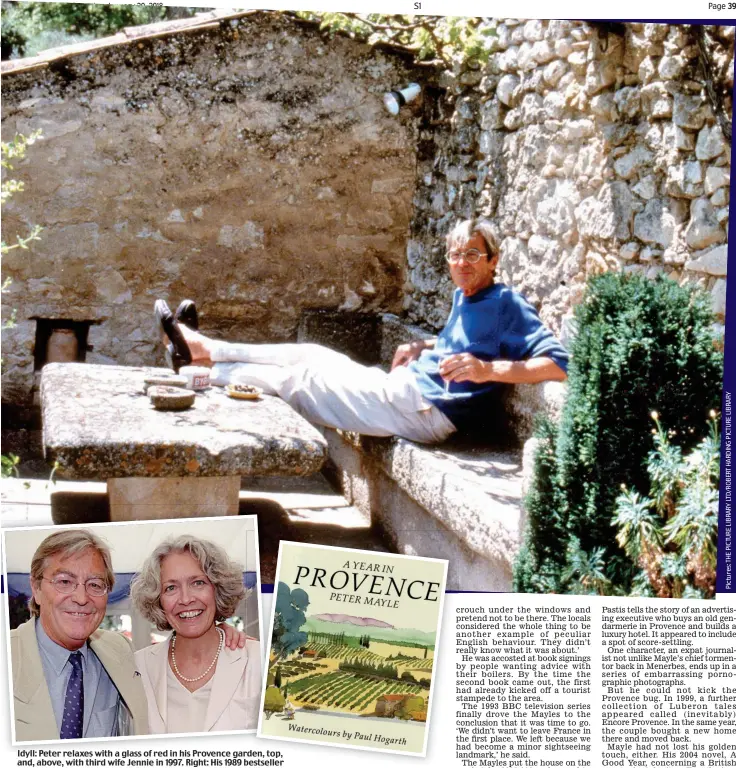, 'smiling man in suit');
10,530,149,742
